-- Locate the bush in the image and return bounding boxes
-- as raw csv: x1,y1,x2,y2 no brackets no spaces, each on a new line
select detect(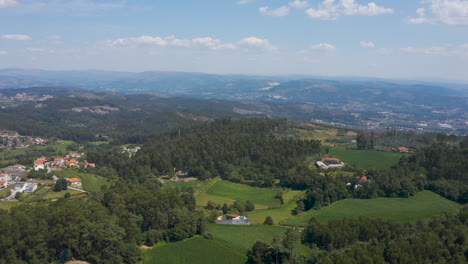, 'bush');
264,216,274,225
